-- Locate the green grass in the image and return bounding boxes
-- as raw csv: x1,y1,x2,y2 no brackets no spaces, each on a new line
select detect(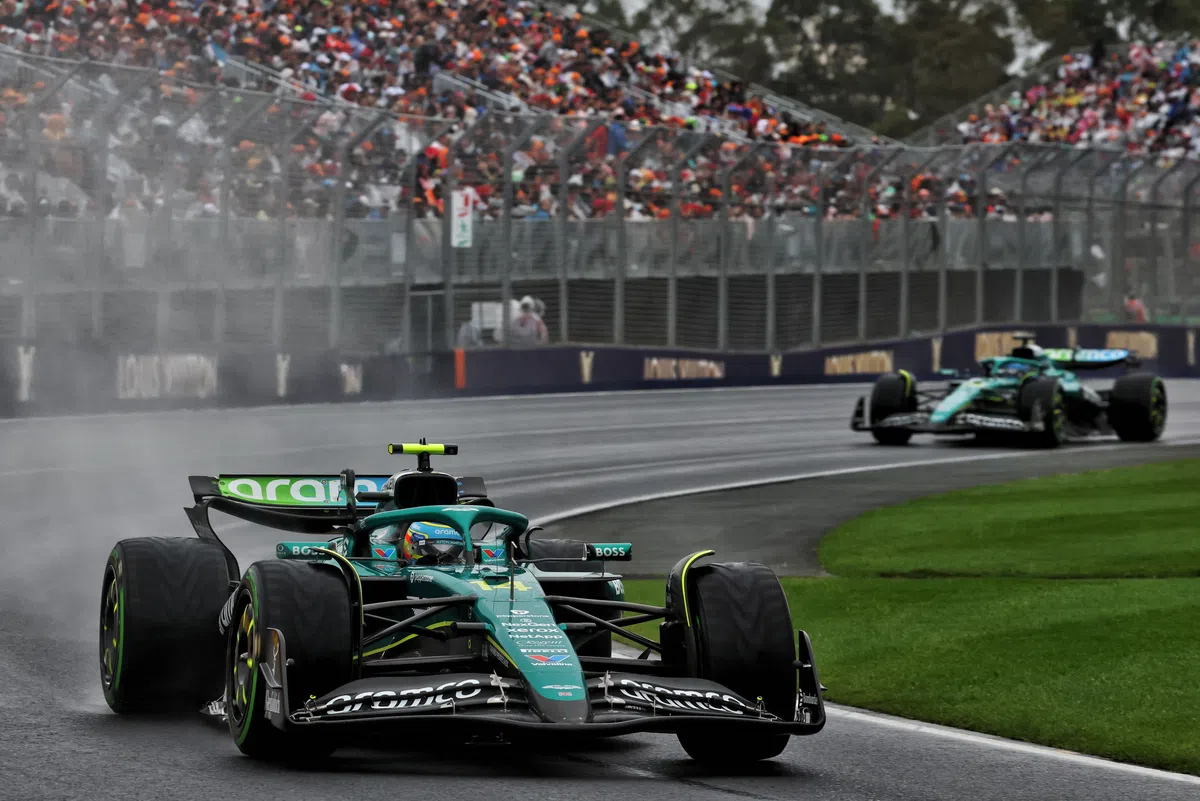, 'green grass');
820,460,1200,578
618,460,1200,775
